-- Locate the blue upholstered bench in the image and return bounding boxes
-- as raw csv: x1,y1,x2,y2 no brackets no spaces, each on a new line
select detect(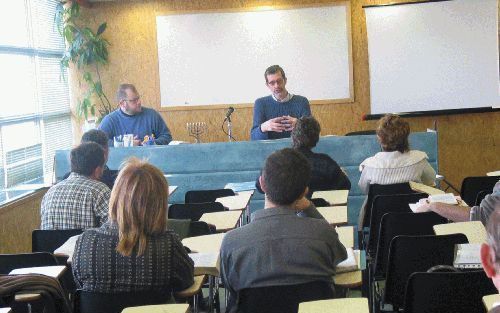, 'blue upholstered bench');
54,132,438,227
